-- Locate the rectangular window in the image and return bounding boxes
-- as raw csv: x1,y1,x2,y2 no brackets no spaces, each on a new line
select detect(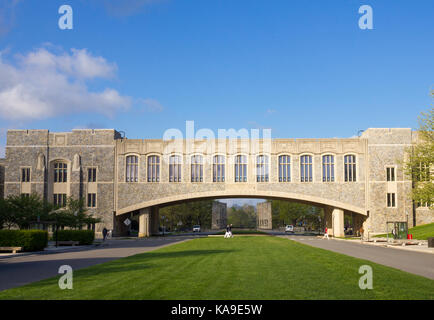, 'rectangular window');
88,168,97,182
147,155,160,182
416,163,431,182
213,155,225,182
126,156,138,182
87,193,96,208
53,193,67,207
279,155,291,182
322,155,335,182
387,193,396,208
191,155,203,182
235,155,247,182
386,167,395,182
54,163,67,183
256,155,269,182
344,155,356,182
21,168,31,182
300,155,313,182
169,155,182,182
